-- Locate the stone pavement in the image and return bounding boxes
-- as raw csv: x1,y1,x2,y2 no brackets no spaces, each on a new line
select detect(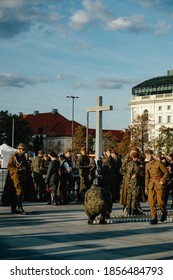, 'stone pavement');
0,200,173,260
